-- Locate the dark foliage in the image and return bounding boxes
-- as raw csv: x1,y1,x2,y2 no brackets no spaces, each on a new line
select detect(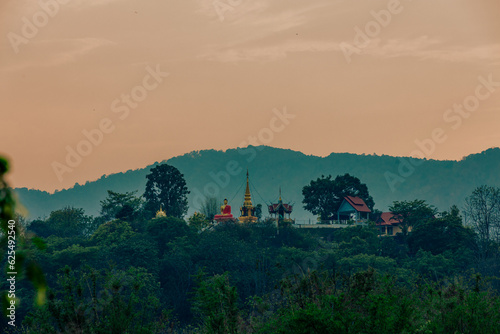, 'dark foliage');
144,164,190,219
